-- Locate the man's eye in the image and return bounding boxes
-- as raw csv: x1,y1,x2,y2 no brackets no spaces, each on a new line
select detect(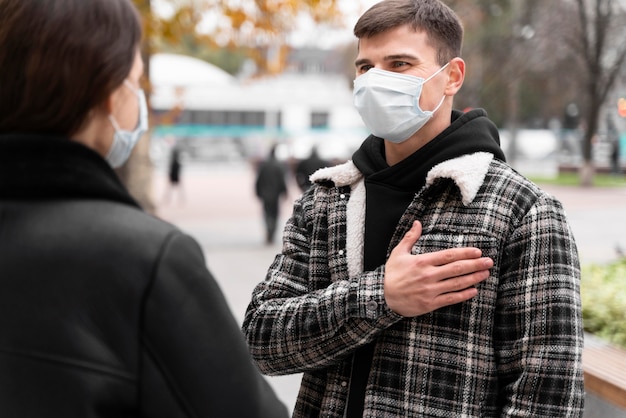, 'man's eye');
392,61,408,68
